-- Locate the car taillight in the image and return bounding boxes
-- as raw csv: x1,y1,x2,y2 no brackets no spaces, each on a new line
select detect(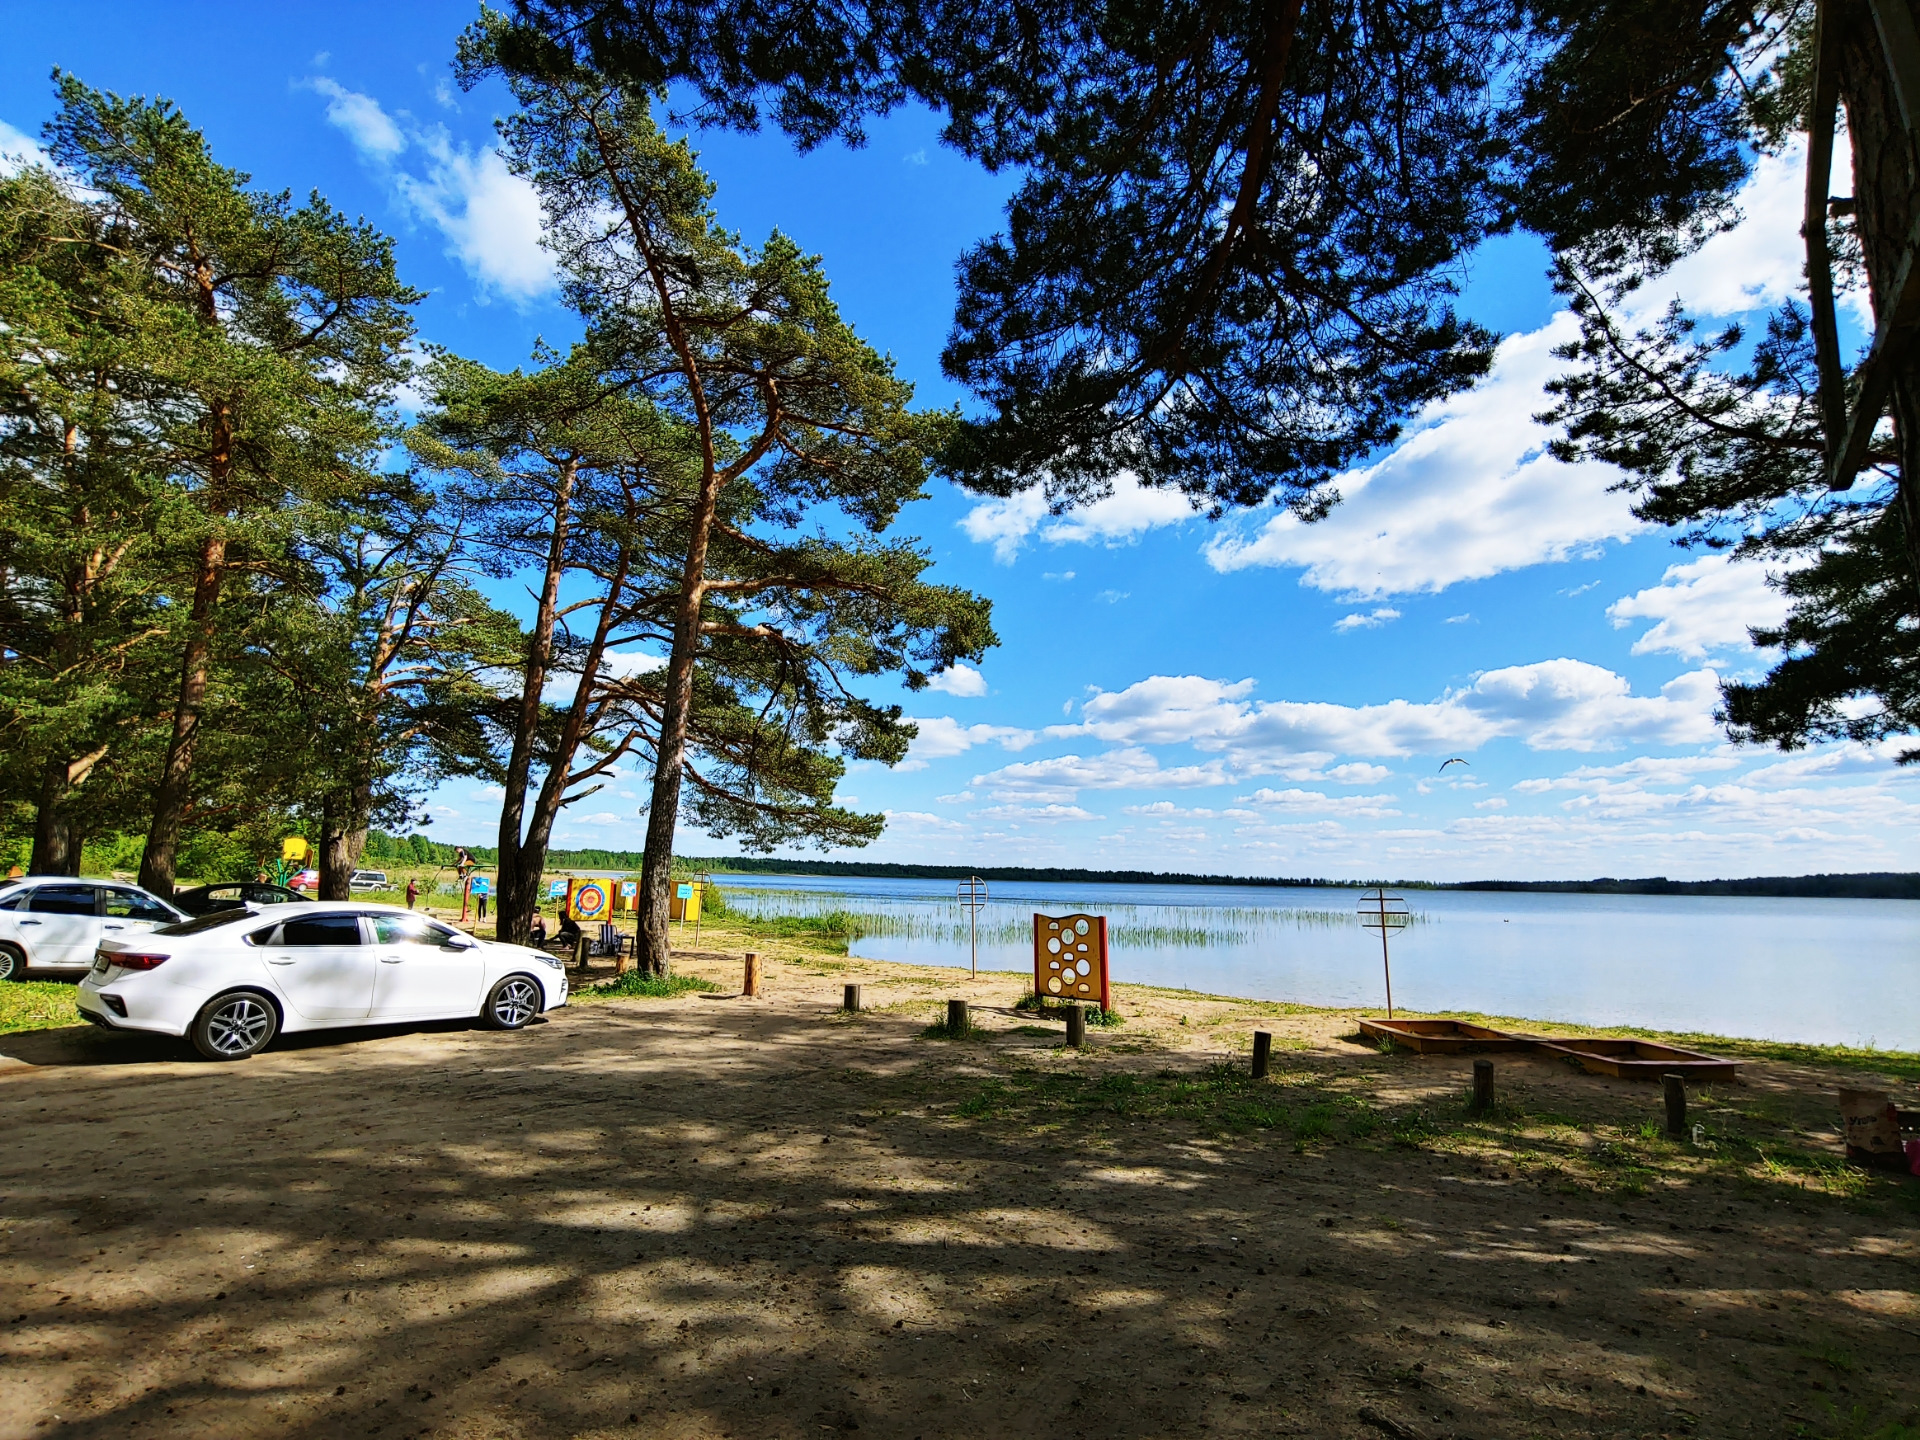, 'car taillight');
110,952,170,971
